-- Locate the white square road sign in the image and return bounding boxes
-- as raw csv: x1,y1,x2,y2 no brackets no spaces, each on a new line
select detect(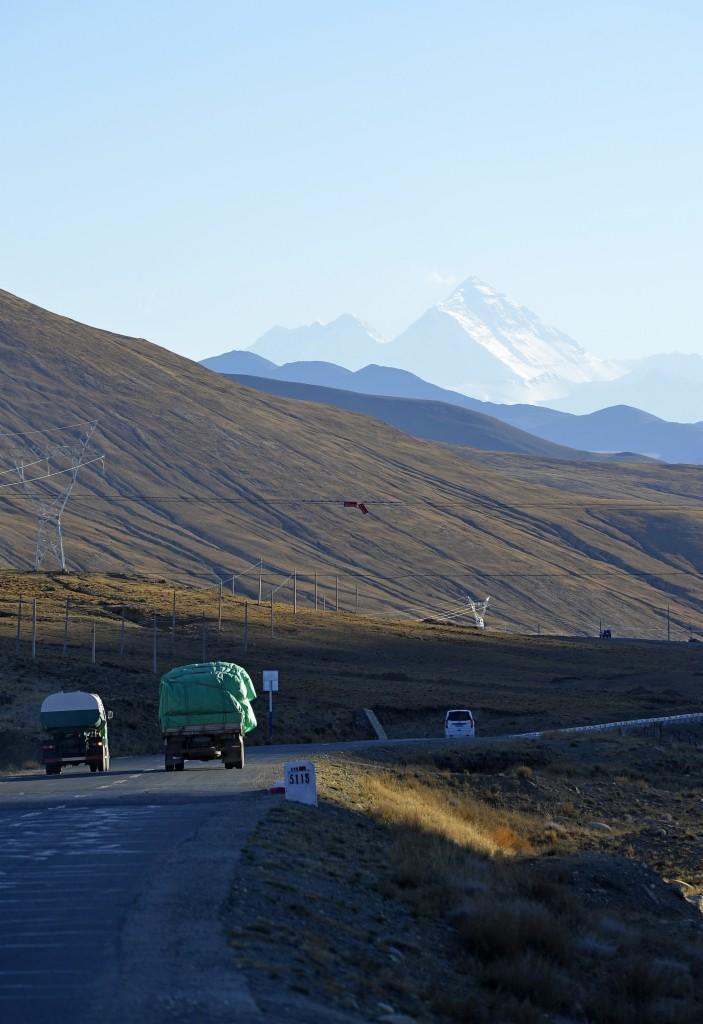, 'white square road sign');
263,670,279,692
